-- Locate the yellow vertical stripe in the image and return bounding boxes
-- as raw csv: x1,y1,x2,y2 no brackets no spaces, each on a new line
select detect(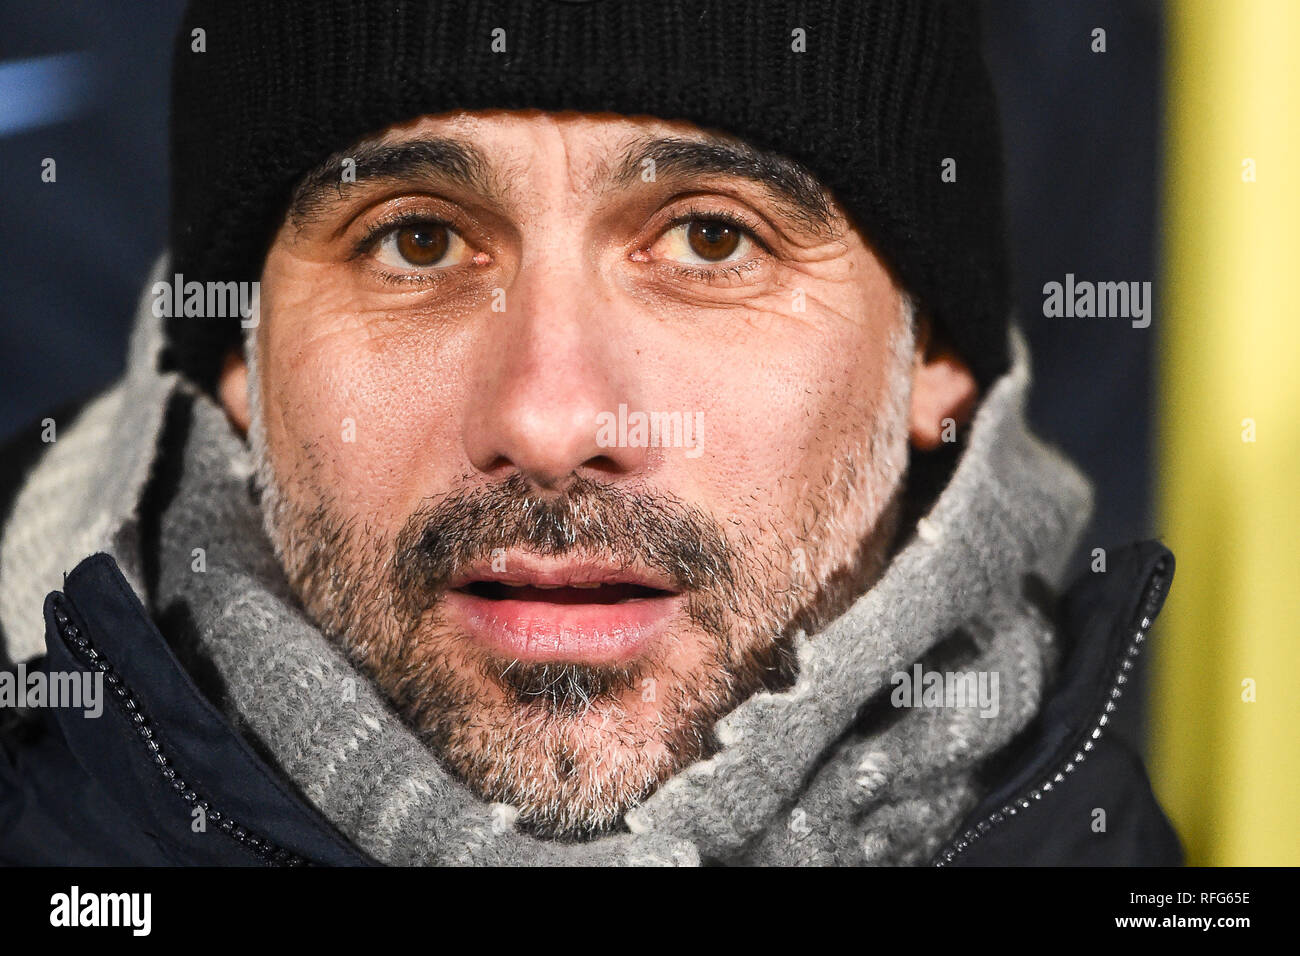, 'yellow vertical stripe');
1154,0,1300,866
